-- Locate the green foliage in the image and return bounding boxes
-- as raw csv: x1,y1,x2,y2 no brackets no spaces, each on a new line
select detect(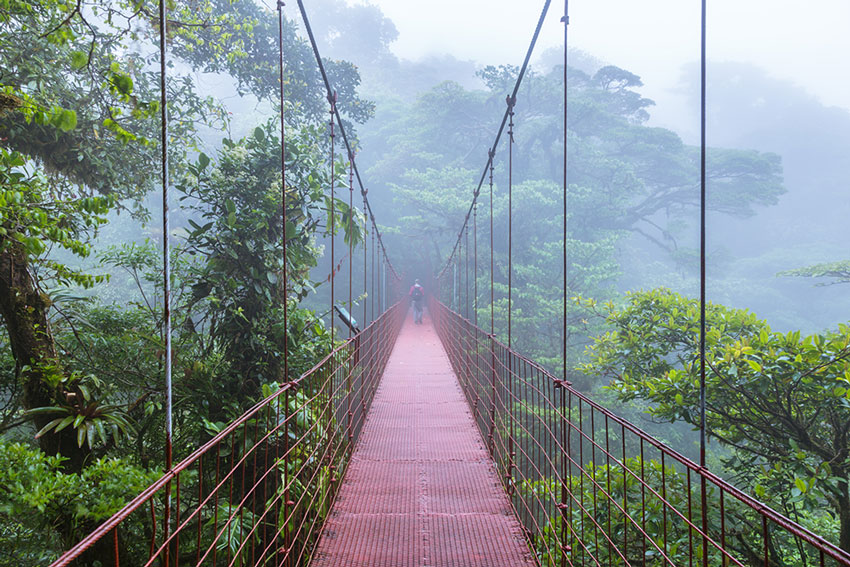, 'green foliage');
381,63,784,247
389,163,618,376
0,0,222,199
579,288,850,547
520,455,826,567
380,62,784,384
779,259,850,286
0,441,156,564
26,372,134,449
177,122,362,404
0,0,378,564
519,457,697,566
166,0,374,126
0,148,113,288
